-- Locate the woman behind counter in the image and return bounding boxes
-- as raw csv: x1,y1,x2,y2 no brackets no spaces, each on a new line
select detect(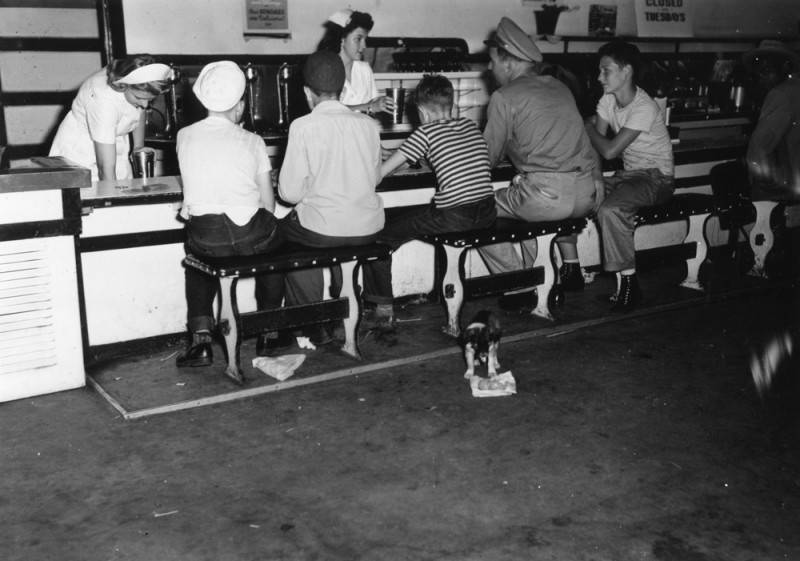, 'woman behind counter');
49,54,170,181
317,9,394,116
